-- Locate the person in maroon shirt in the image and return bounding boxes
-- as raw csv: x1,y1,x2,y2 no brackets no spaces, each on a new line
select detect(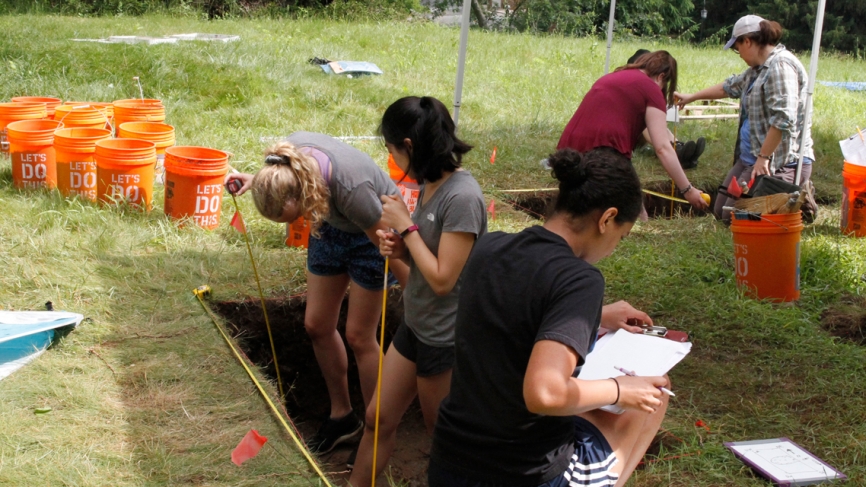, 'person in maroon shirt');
558,51,708,210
